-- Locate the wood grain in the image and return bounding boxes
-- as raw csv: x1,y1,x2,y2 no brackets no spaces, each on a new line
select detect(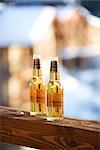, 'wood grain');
0,106,100,150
